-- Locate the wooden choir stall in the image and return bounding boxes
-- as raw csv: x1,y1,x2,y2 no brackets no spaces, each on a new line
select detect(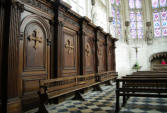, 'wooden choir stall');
0,0,117,113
